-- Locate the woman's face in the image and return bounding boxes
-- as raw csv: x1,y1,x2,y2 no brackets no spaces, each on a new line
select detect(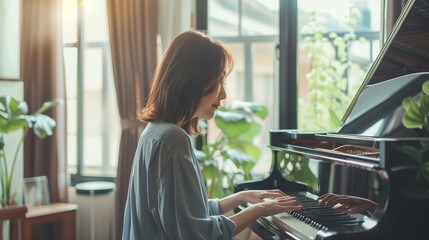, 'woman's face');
194,81,227,120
